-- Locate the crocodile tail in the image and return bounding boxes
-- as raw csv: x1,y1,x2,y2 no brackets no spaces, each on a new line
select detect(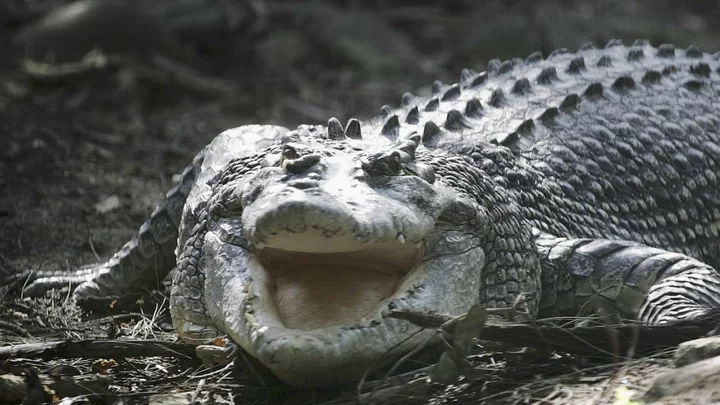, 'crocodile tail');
13,149,206,298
